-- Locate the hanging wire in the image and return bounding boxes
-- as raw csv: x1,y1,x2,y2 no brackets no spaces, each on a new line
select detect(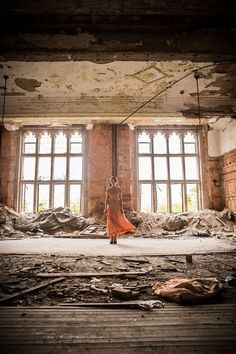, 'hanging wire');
1,75,9,125
118,60,236,125
194,71,201,125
